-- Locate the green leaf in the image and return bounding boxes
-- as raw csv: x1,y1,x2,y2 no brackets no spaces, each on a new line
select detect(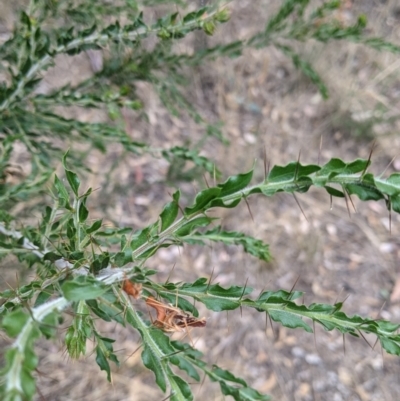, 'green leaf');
218,169,254,197
2,309,29,337
86,219,103,234
175,216,215,237
391,195,400,214
95,336,119,382
170,374,193,401
184,188,221,215
34,286,54,307
201,364,270,401
324,186,344,198
61,276,108,301
66,324,87,359
276,44,329,99
161,279,253,312
160,191,180,232
142,342,168,392
54,175,71,209
375,173,400,197
345,182,384,201
96,345,111,381
170,354,201,382
380,337,400,355
162,147,220,177
219,381,271,401
269,309,312,332
268,162,320,183
43,252,63,262
184,226,271,262
79,200,89,222
211,366,247,386
130,224,157,251
62,151,80,196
